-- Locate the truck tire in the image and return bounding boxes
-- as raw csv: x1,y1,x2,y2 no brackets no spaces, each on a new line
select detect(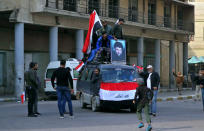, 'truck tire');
91,97,99,112
80,94,87,108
